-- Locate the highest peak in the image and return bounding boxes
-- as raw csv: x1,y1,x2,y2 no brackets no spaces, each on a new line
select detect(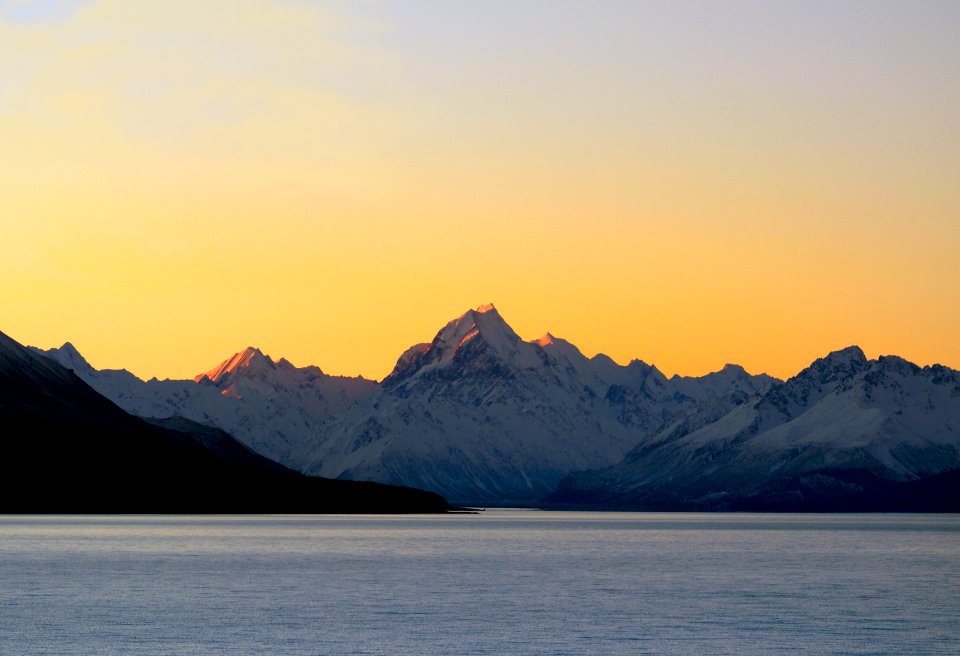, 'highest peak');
385,304,533,384
449,303,512,334
451,303,503,324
